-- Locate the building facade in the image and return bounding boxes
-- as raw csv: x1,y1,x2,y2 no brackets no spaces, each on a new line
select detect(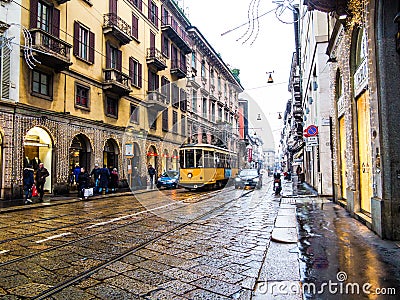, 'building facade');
0,0,245,200
301,0,400,239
